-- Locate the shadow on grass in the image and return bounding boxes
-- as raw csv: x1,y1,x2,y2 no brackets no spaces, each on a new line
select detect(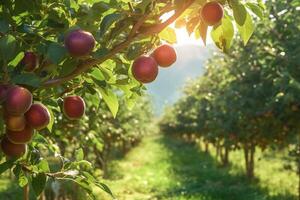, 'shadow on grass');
156,135,297,200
